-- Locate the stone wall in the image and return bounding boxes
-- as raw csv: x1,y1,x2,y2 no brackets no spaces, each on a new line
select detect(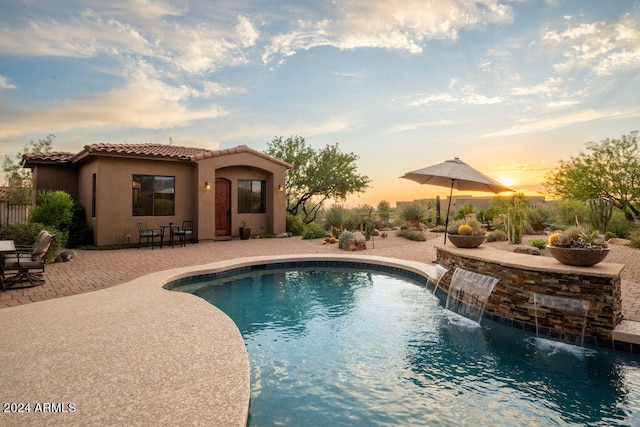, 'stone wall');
436,245,624,347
